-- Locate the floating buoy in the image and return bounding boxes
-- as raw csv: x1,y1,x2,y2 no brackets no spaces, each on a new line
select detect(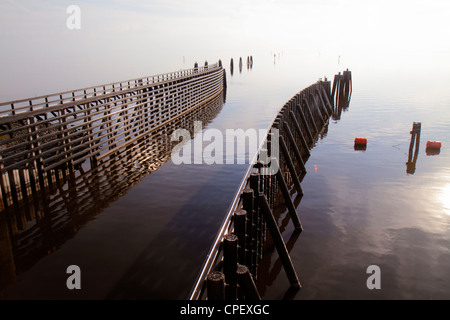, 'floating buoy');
354,138,367,151
426,141,441,149
426,141,441,156
354,138,367,145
